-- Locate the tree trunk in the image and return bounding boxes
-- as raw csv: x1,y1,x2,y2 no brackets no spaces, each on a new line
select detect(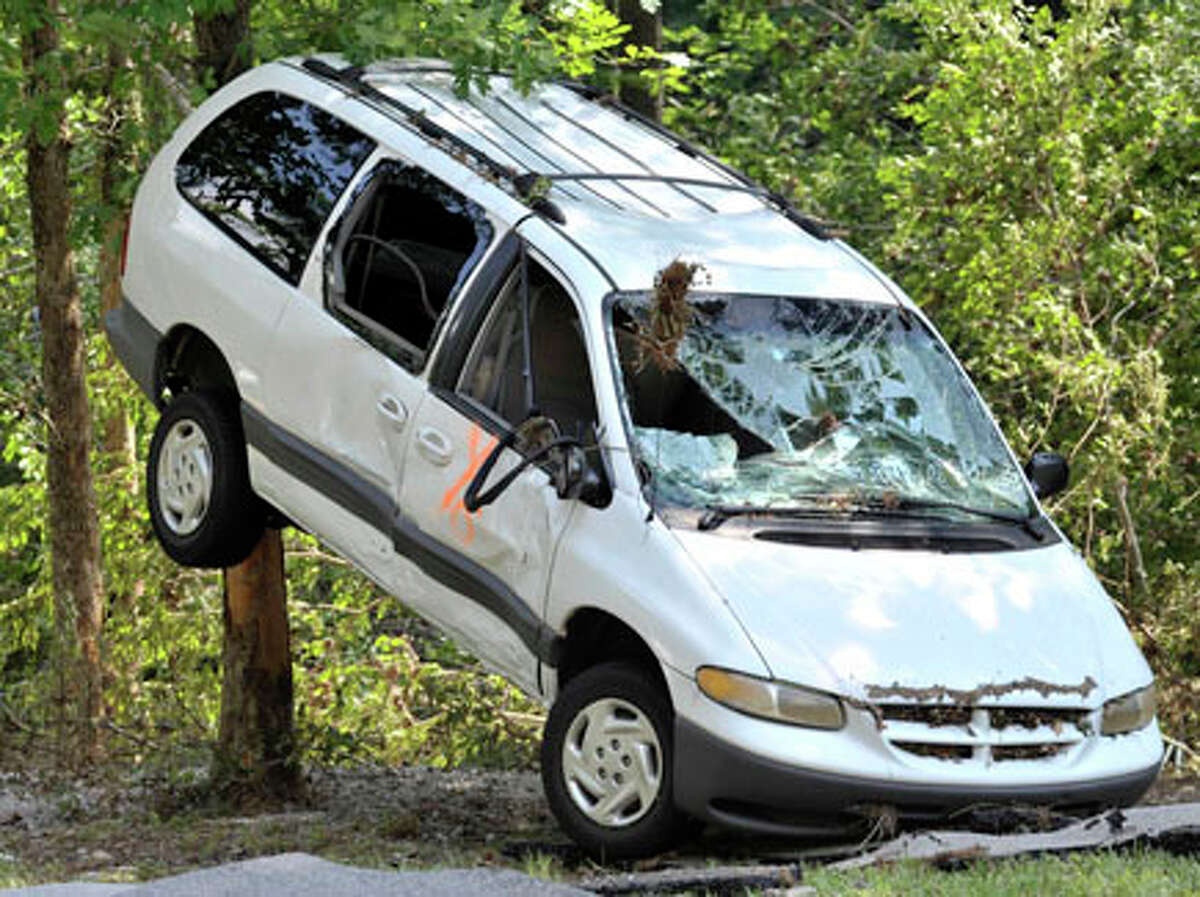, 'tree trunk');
100,43,137,478
213,529,300,801
193,0,253,87
617,0,663,121
193,3,300,804
22,2,107,763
